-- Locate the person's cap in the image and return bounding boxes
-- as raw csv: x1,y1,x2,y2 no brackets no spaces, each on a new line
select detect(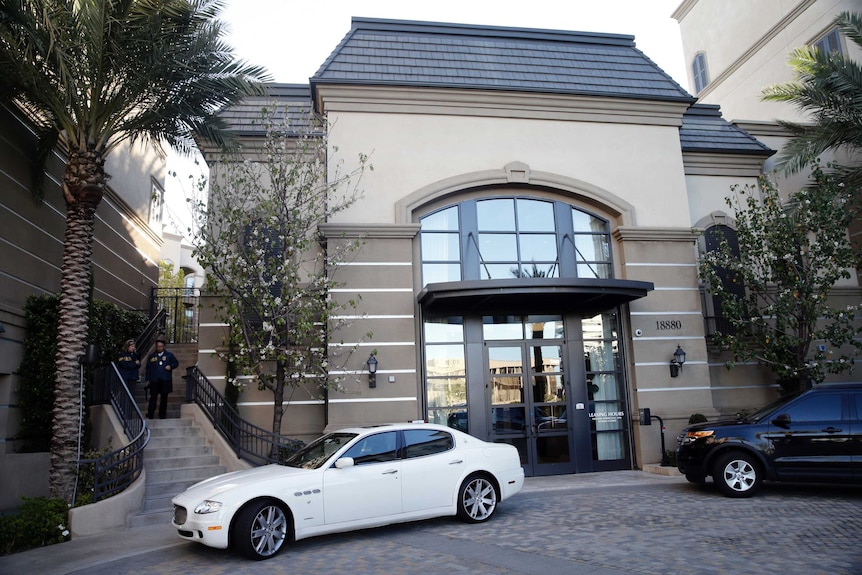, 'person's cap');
124,339,135,347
